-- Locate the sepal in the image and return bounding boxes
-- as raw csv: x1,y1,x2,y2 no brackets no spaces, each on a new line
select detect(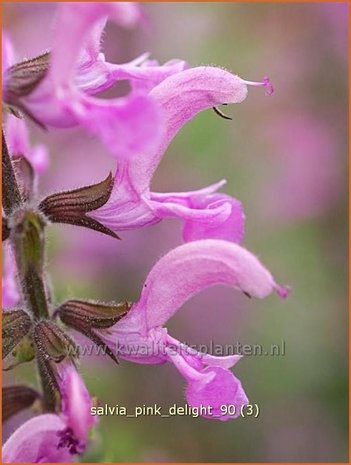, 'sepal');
12,155,35,202
57,300,131,363
3,52,49,126
57,300,130,328
2,310,33,359
33,320,79,363
2,217,10,241
34,321,79,411
39,172,120,239
2,385,40,422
